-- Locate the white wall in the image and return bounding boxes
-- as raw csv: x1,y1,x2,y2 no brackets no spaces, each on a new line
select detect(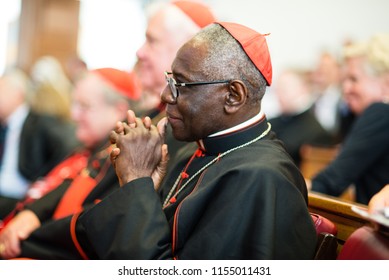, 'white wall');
78,0,146,71
2,0,388,78
0,0,21,75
